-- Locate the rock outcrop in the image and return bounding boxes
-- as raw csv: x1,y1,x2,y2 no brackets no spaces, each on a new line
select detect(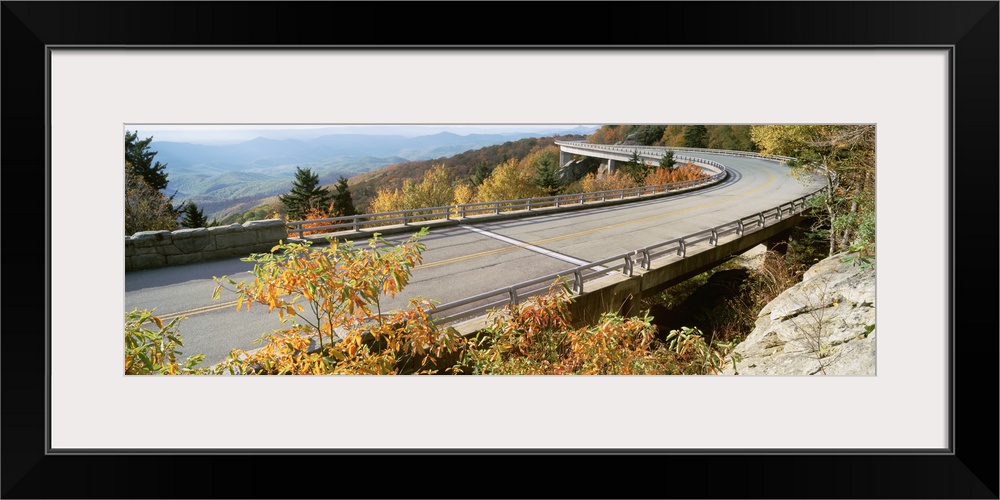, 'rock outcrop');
721,252,875,375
